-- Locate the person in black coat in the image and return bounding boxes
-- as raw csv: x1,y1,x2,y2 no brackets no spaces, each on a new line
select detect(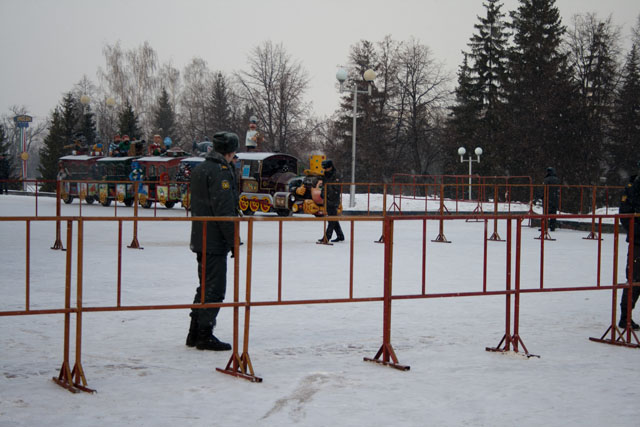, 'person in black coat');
186,131,238,351
0,155,10,194
543,167,560,231
318,159,345,243
619,166,640,330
